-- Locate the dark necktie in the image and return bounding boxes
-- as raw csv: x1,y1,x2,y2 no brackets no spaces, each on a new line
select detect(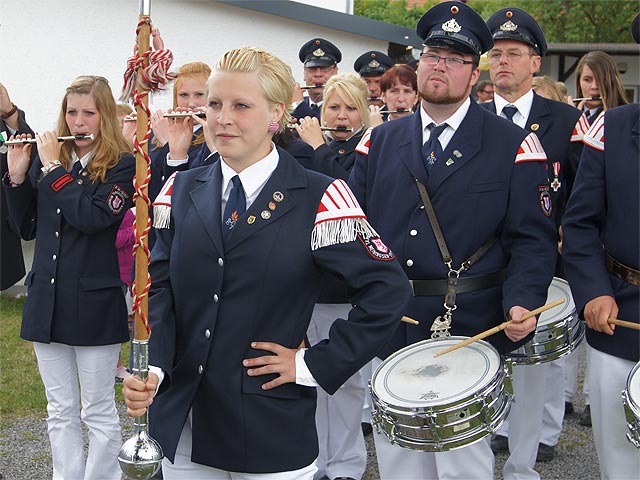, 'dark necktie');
310,103,319,112
70,161,82,178
585,109,599,125
222,175,246,242
503,105,518,123
422,123,447,173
